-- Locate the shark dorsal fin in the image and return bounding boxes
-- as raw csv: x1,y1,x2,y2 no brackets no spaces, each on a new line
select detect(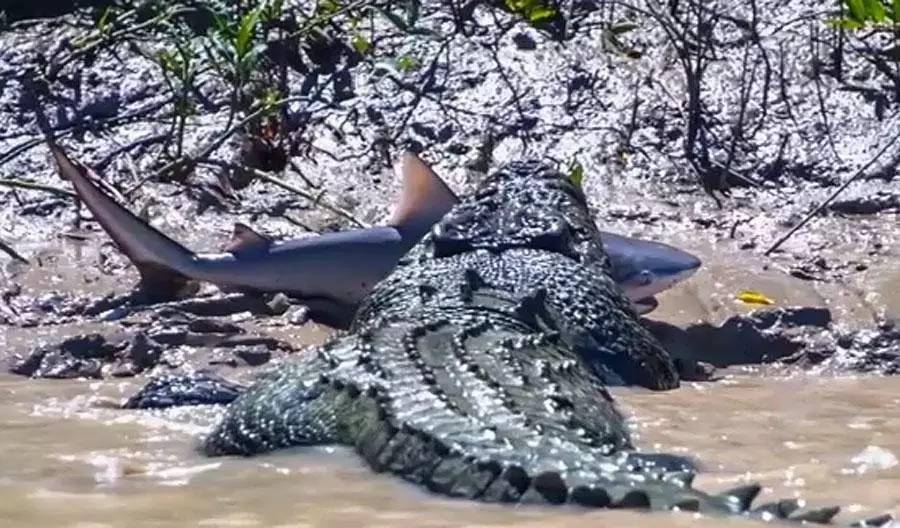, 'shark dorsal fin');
224,223,272,256
389,152,459,230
